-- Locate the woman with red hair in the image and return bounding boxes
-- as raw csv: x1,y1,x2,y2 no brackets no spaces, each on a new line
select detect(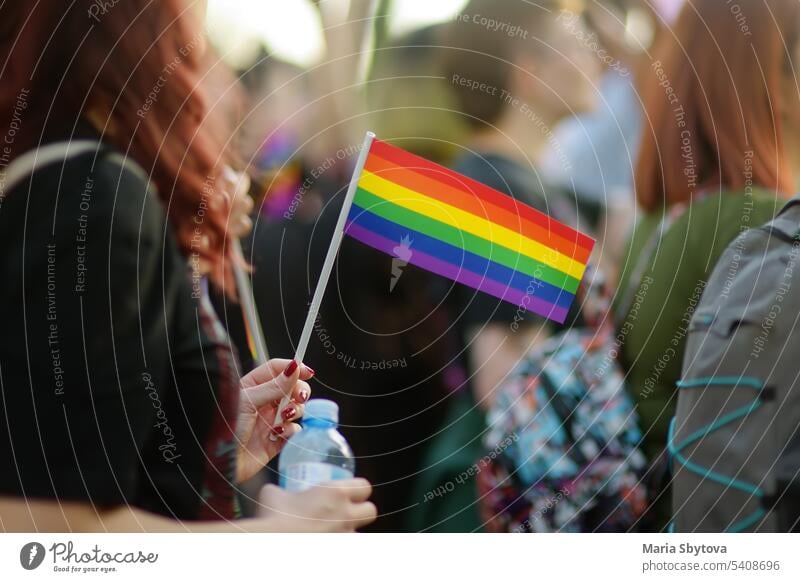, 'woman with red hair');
614,0,800,527
0,1,376,531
